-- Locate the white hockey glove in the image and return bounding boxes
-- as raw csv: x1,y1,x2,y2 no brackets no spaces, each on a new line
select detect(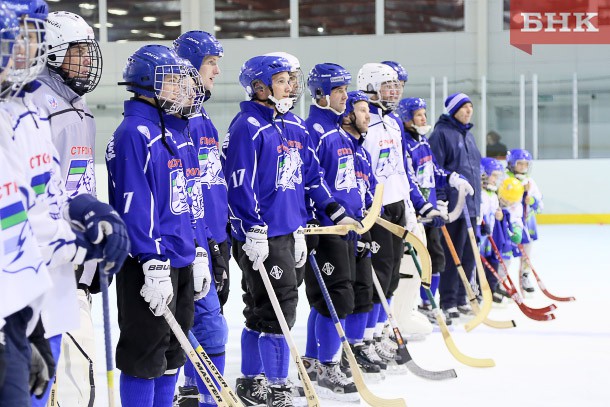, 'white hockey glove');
193,247,211,301
406,201,418,233
243,225,269,271
140,259,173,316
436,200,449,219
293,226,307,268
448,172,474,196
